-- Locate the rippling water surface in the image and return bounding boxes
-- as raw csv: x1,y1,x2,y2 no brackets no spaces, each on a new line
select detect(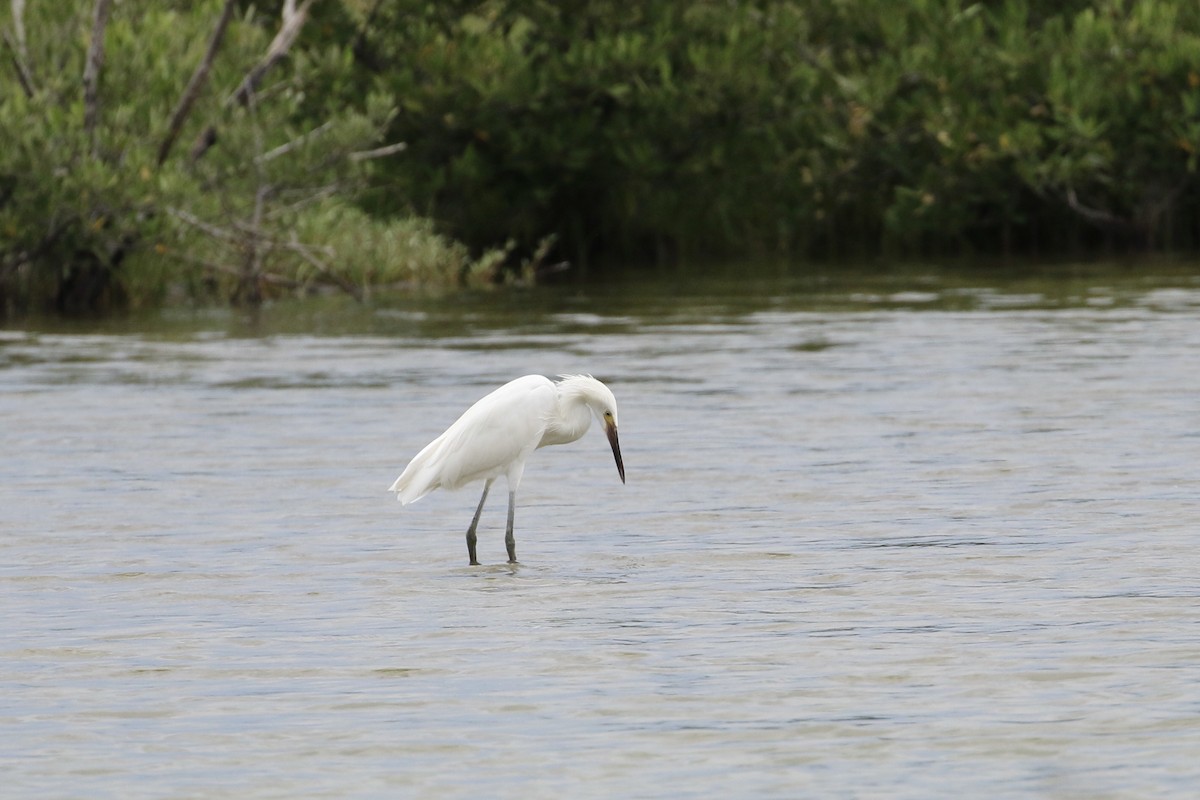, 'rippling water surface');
3,265,1200,798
